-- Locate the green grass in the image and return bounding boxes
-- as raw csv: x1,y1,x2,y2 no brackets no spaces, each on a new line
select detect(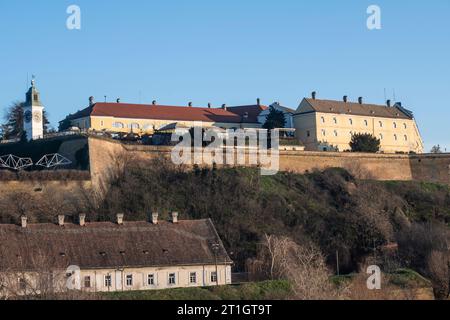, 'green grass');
102,280,292,301
388,269,431,289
